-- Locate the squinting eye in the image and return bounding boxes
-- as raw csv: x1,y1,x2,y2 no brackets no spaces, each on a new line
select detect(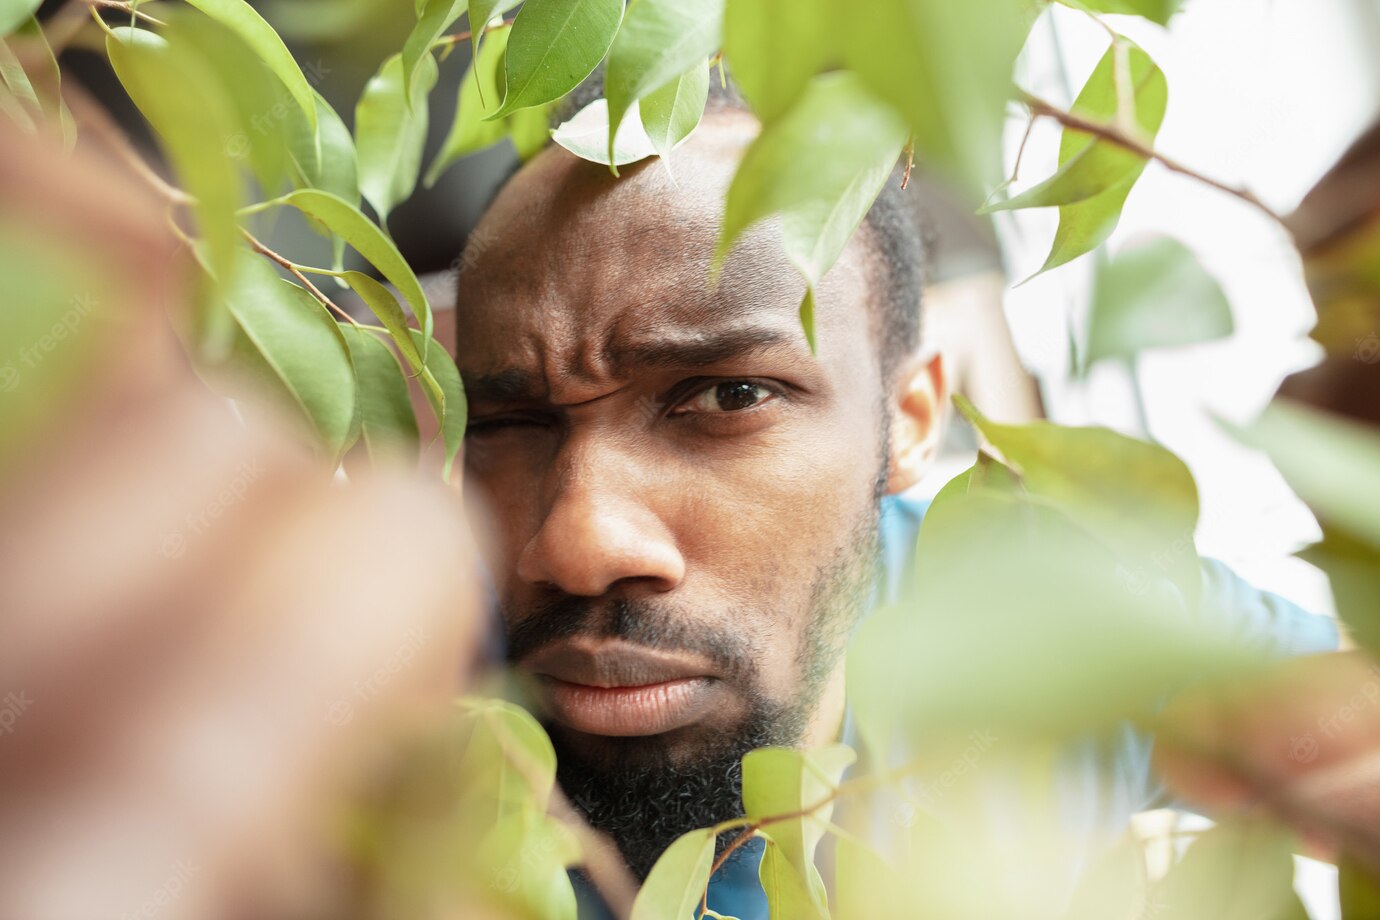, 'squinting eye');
678,381,777,414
